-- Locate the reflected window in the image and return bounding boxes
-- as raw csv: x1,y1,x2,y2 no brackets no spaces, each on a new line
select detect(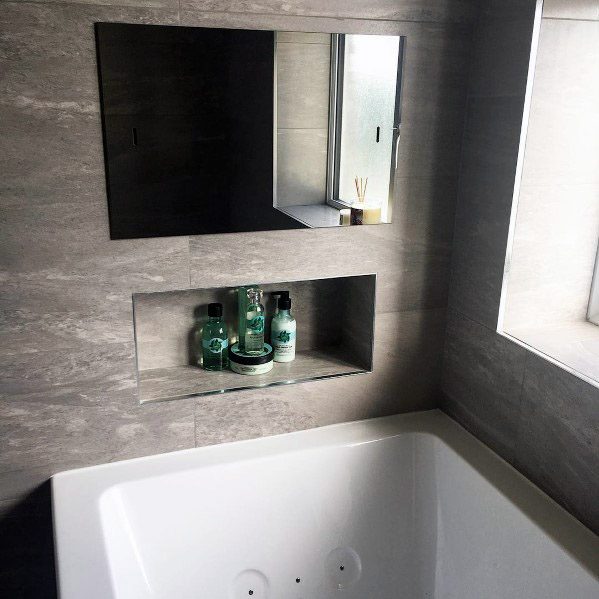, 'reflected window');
275,32,404,228
331,34,403,222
